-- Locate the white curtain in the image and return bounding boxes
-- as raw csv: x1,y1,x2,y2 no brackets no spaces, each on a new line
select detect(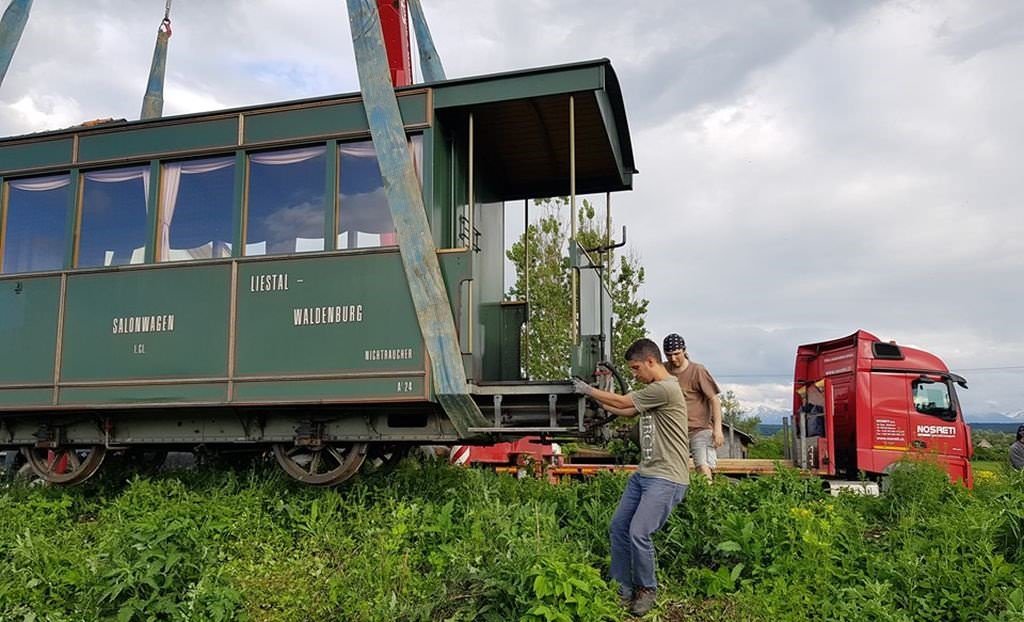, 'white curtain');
295,237,325,252
337,141,409,249
245,241,266,256
159,157,234,261
337,140,419,172
249,146,325,166
84,167,150,265
167,242,214,262
246,147,326,256
338,143,376,159
409,135,423,179
9,174,70,192
84,168,150,205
